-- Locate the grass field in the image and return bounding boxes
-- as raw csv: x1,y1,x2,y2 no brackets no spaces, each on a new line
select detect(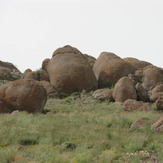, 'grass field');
0,92,162,163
